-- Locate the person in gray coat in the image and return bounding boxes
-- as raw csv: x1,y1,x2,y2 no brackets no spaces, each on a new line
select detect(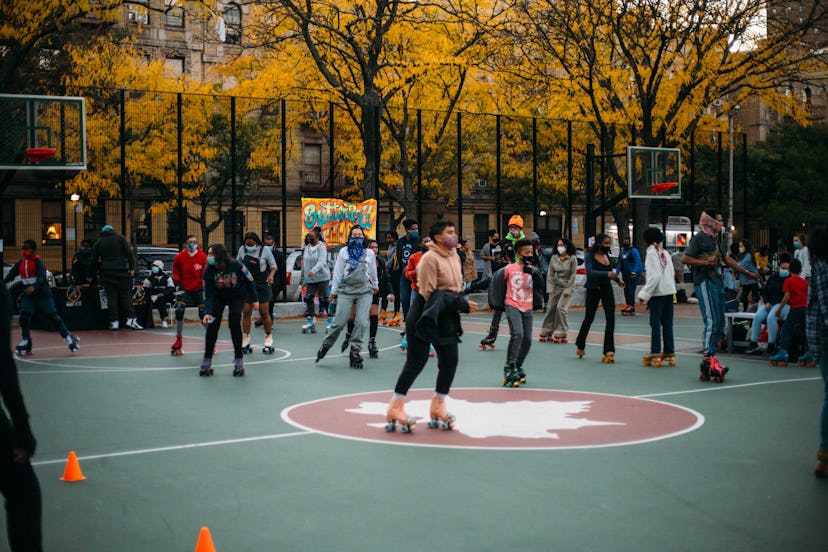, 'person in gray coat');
301,227,332,333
